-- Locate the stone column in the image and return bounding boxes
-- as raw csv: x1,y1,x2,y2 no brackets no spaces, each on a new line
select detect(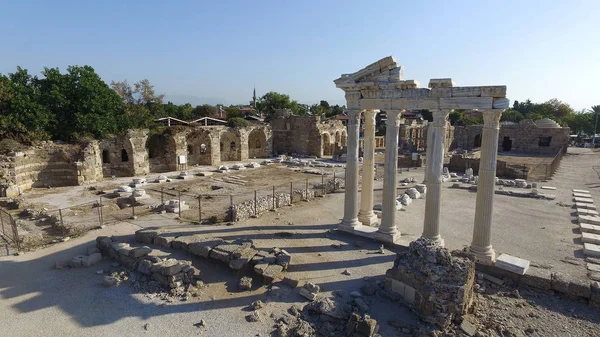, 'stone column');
470,109,503,264
339,110,362,231
422,110,451,246
358,110,378,226
375,110,402,243
423,124,433,183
